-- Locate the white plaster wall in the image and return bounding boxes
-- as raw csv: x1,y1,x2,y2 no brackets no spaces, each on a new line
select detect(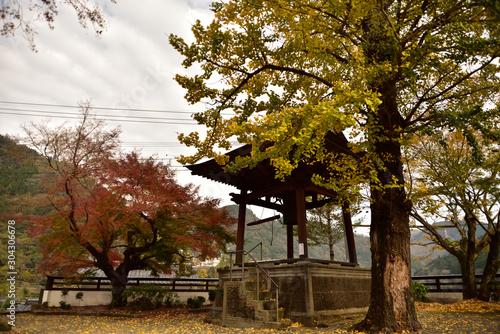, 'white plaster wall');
42,290,112,307
42,290,210,307
176,291,210,304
